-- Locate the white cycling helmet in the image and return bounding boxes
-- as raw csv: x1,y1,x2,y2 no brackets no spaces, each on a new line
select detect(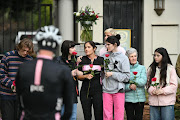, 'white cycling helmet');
34,25,62,52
